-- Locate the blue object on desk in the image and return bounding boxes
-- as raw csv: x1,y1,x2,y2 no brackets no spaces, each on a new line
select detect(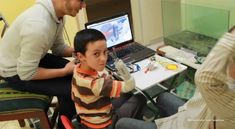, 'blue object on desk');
127,63,141,73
